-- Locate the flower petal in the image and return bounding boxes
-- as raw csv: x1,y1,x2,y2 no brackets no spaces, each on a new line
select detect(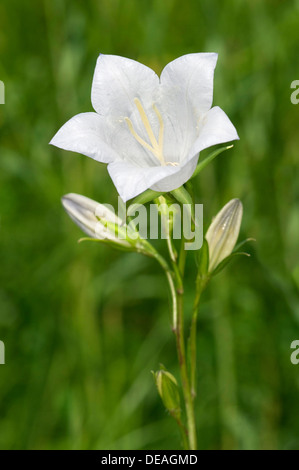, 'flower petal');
154,85,198,165
50,112,119,163
150,156,198,193
187,106,239,160
107,161,182,202
91,54,159,117
160,53,218,114
61,193,102,238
